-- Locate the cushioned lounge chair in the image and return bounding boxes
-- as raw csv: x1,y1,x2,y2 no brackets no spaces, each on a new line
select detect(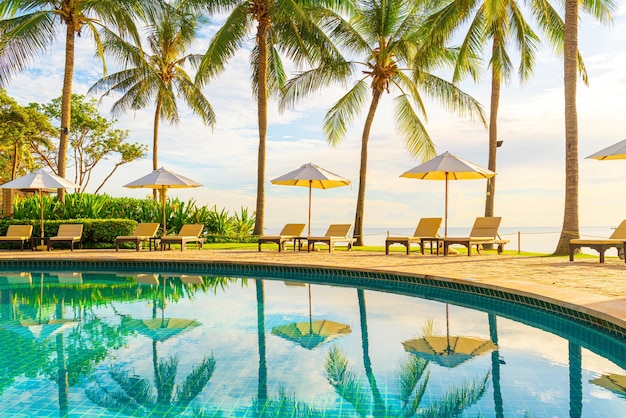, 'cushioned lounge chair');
385,218,442,255
159,224,205,251
443,217,509,256
307,224,356,253
0,225,33,251
258,223,306,252
115,223,160,251
569,220,626,263
48,224,83,251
